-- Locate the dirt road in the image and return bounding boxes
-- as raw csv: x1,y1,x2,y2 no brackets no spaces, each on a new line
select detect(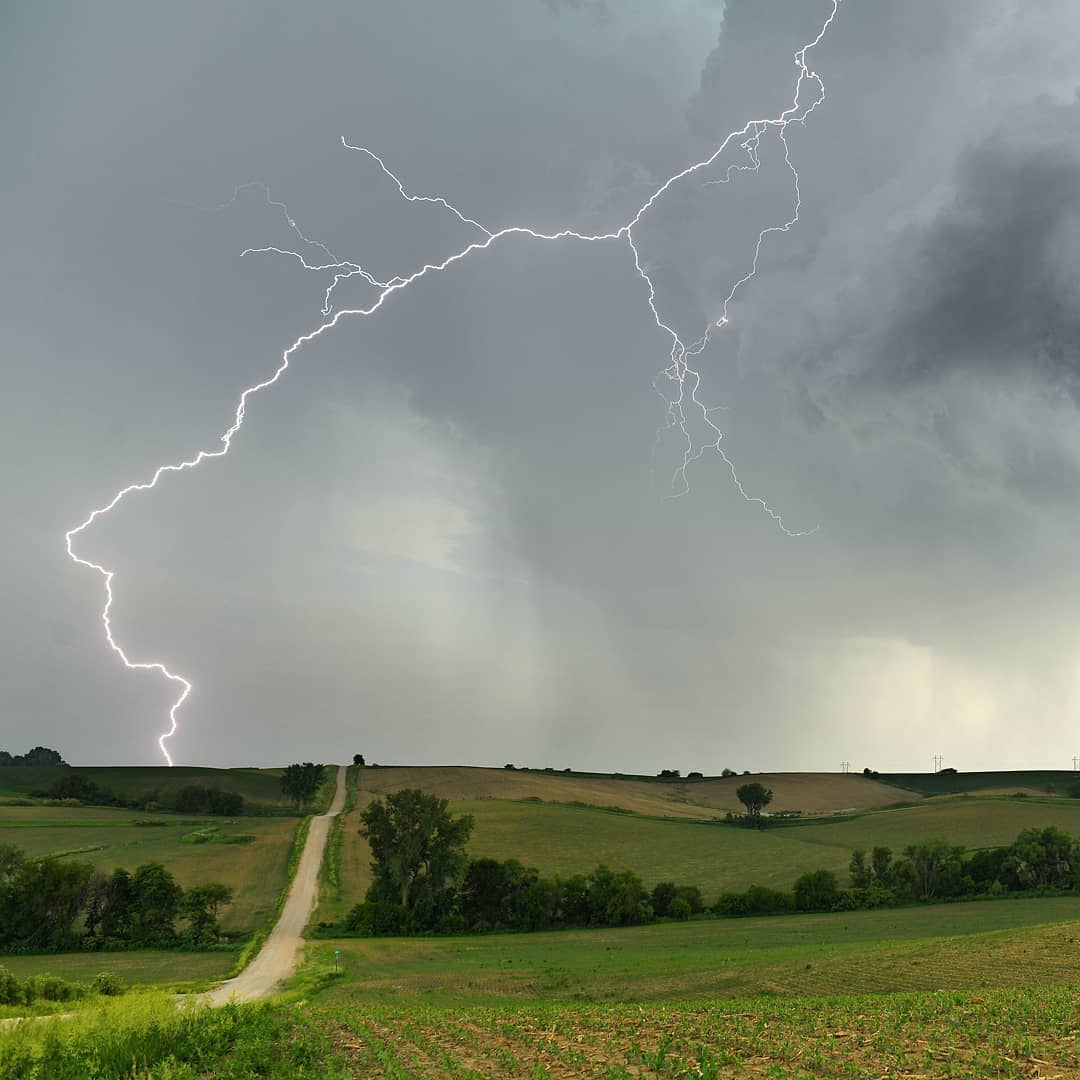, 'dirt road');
207,763,347,1004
